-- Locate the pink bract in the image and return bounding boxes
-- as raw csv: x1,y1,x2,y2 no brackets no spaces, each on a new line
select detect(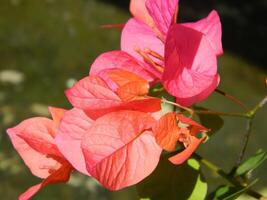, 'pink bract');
130,0,153,26
182,10,223,56
145,0,179,37
65,74,161,119
121,0,223,106
90,50,158,85
55,108,93,175
81,110,162,190
163,24,219,106
6,107,73,200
